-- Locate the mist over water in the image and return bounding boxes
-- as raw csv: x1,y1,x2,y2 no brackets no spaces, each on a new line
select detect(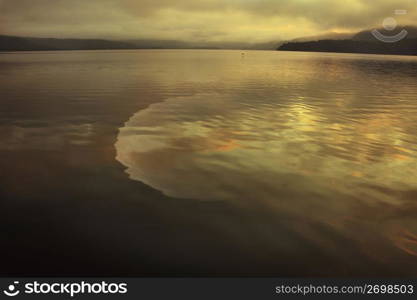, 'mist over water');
1,50,417,276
